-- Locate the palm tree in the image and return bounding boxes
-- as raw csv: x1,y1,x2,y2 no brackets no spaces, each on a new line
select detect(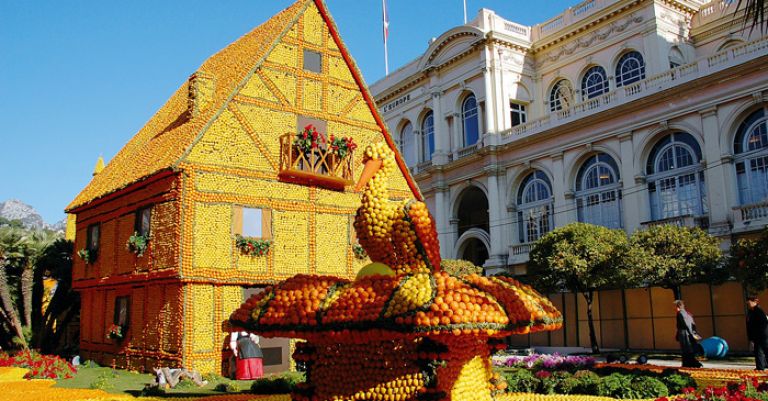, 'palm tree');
738,0,766,31
0,227,29,348
34,238,77,353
